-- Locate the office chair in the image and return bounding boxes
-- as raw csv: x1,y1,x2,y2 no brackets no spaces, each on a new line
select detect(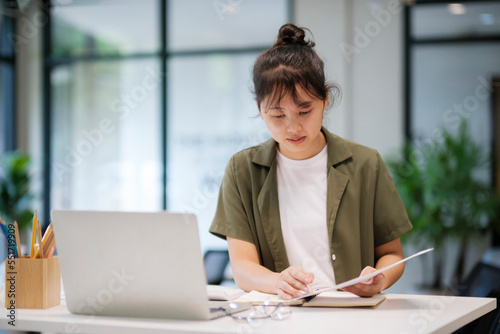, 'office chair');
456,262,500,298
203,249,230,285
454,262,500,334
